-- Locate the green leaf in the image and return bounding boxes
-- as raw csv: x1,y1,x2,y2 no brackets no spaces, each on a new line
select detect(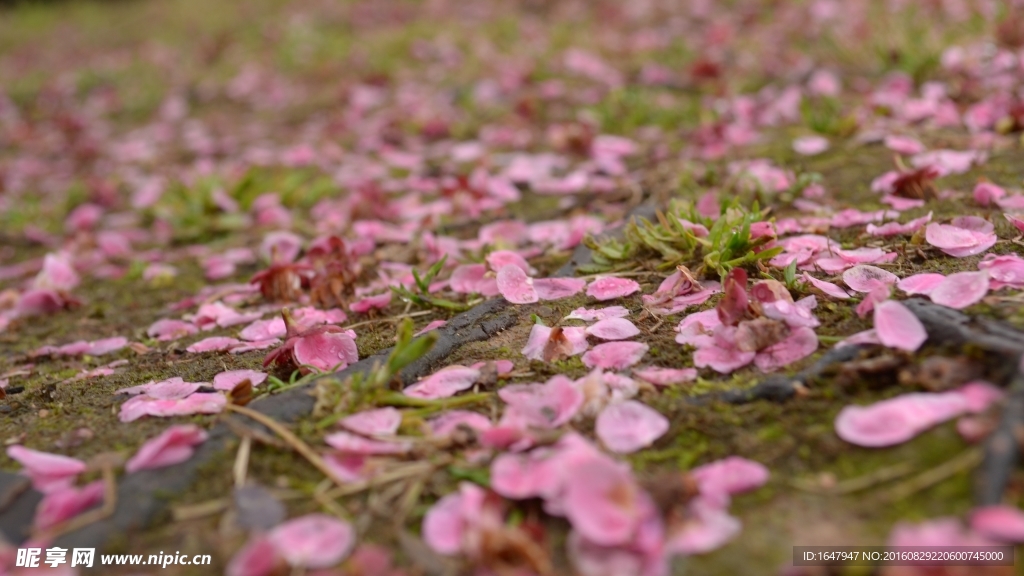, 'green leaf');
784,259,797,286
387,319,438,374
448,466,491,487
423,254,448,285
412,269,428,294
